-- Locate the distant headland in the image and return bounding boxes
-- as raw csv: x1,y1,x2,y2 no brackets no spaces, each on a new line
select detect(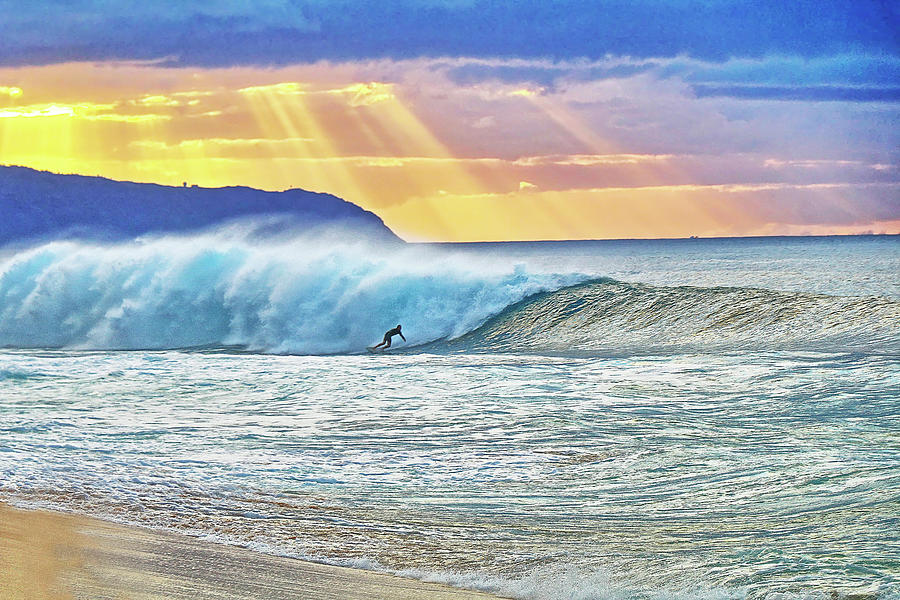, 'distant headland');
0,166,400,245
